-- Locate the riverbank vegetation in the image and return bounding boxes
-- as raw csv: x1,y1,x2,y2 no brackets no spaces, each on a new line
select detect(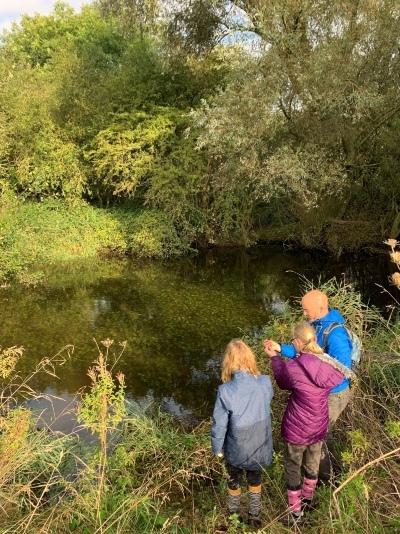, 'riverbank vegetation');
1,1,400,282
0,196,194,283
0,279,399,533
